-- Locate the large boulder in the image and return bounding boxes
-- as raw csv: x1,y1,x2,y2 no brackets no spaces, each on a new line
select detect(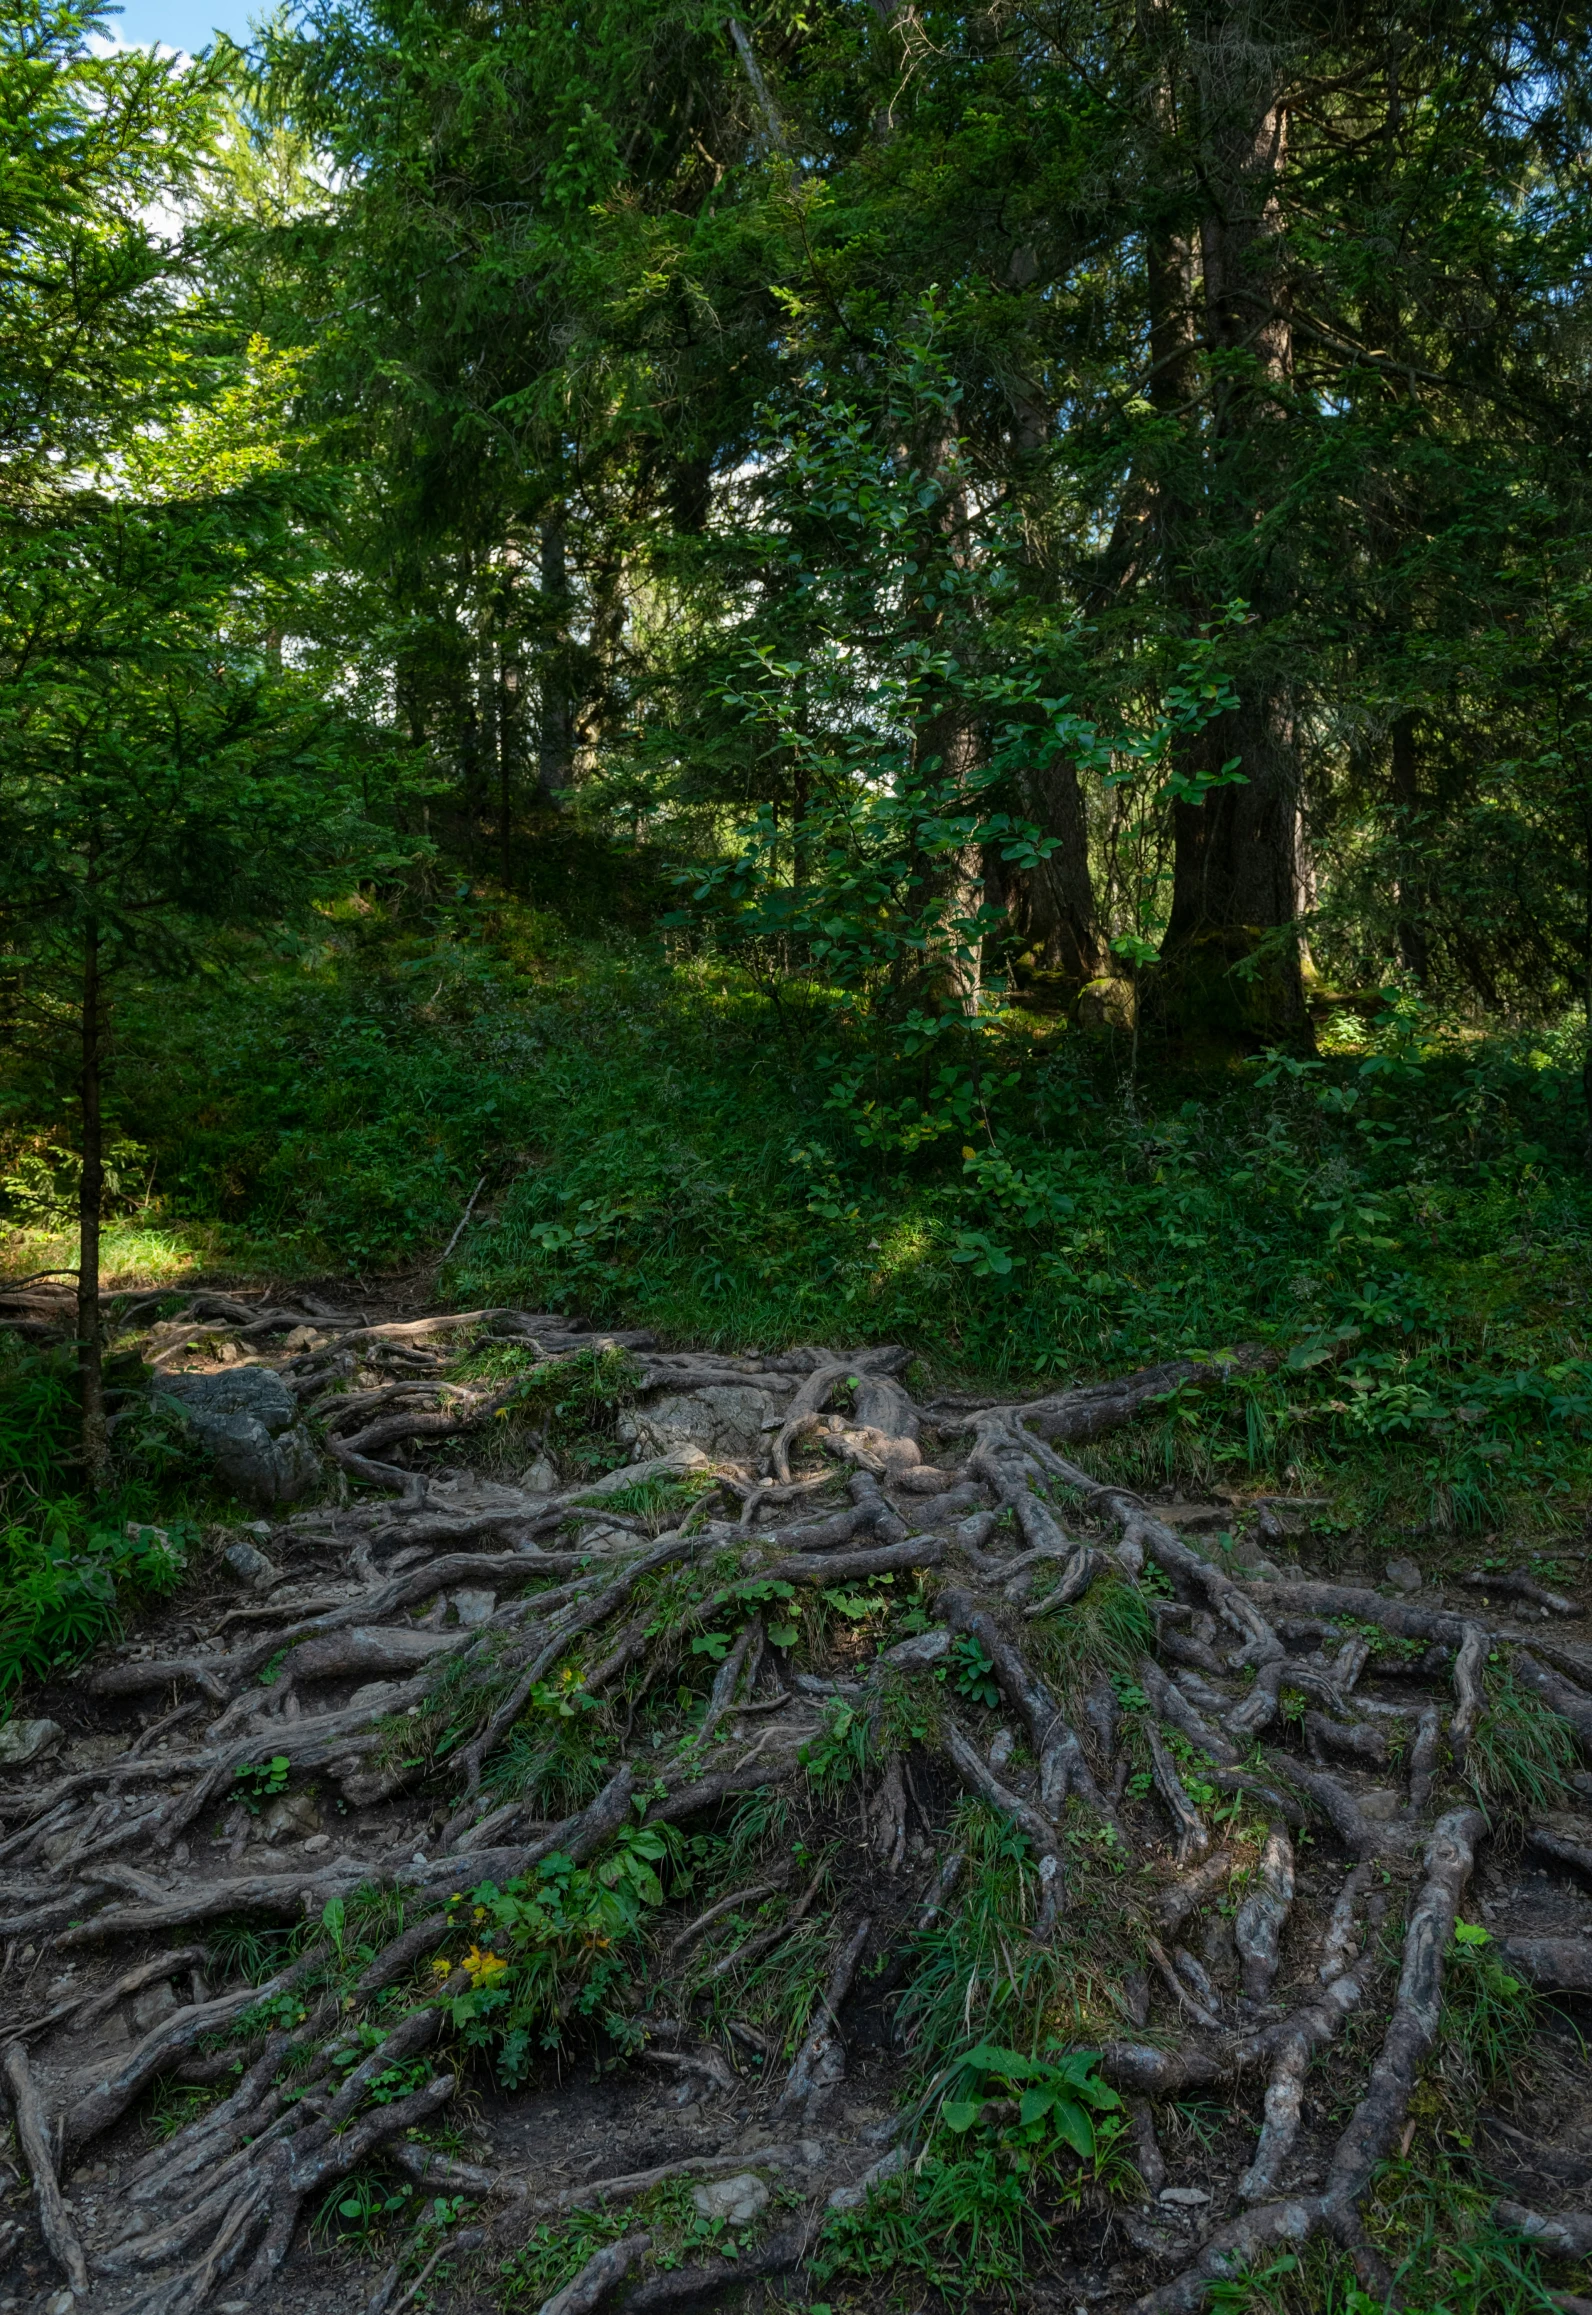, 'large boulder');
617,1386,781,1462
154,1366,320,1507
